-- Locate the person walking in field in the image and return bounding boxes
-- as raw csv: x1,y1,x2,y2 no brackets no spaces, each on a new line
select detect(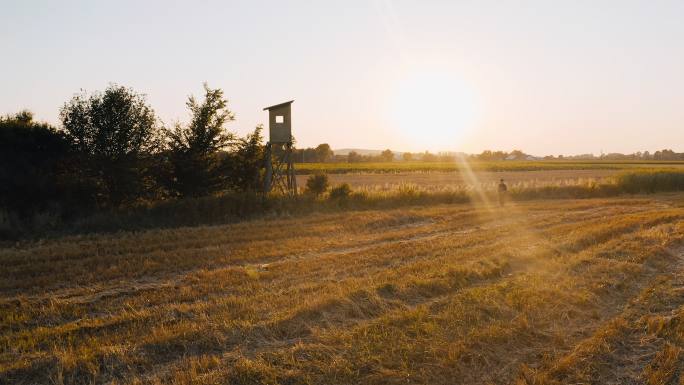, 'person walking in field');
498,178,508,206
